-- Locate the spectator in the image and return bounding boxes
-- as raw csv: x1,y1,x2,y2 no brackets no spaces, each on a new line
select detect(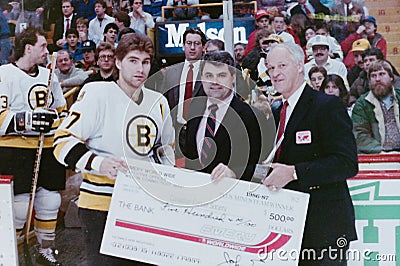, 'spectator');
306,23,344,62
347,38,370,87
204,39,224,54
105,0,130,15
304,35,348,86
75,40,99,76
234,42,246,70
308,65,327,90
287,0,330,25
331,0,367,42
114,11,131,34
0,8,11,64
315,23,344,60
128,0,155,35
54,0,77,50
63,28,83,61
200,0,222,20
303,25,316,61
72,0,96,21
341,15,387,69
350,48,400,104
352,60,400,153
257,0,284,12
166,0,199,21
88,0,115,45
82,42,116,85
271,12,295,43
103,22,119,47
254,34,284,99
244,9,271,56
304,25,316,43
55,50,89,93
320,74,351,115
15,0,48,29
289,13,308,46
76,17,90,42
142,0,166,21
242,28,274,82
118,27,136,42
337,5,364,43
